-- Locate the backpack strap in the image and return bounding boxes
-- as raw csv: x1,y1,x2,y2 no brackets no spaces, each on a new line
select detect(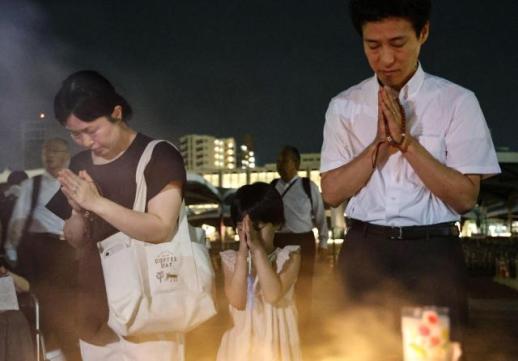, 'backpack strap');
302,177,316,225
272,177,315,224
301,177,313,209
272,177,312,204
